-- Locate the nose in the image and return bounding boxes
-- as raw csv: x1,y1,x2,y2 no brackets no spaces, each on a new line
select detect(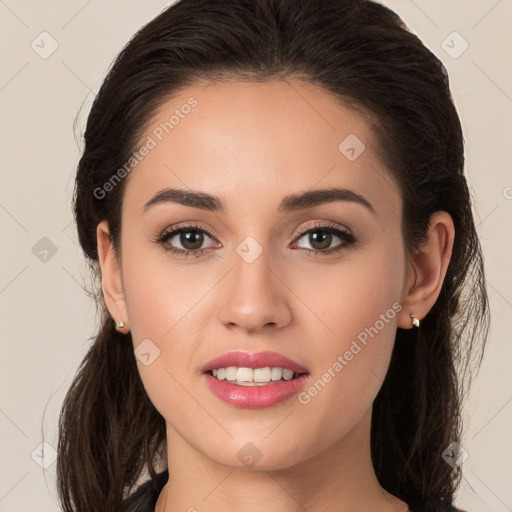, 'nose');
217,247,293,335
